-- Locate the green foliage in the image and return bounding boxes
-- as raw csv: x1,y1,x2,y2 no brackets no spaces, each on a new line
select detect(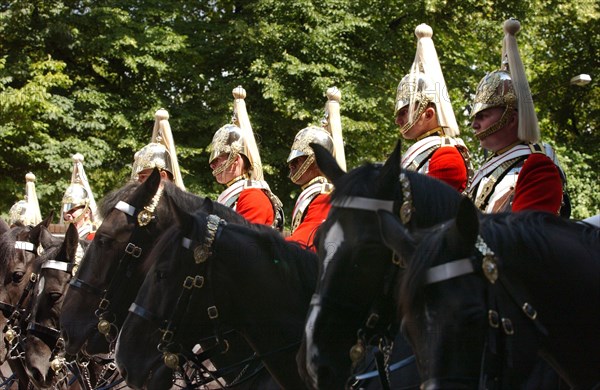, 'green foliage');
0,0,598,223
